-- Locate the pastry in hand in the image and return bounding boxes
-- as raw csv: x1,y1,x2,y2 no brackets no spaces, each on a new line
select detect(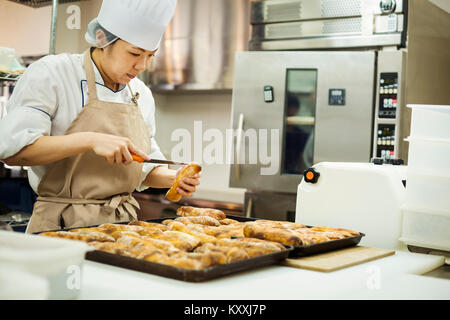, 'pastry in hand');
165,163,202,202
